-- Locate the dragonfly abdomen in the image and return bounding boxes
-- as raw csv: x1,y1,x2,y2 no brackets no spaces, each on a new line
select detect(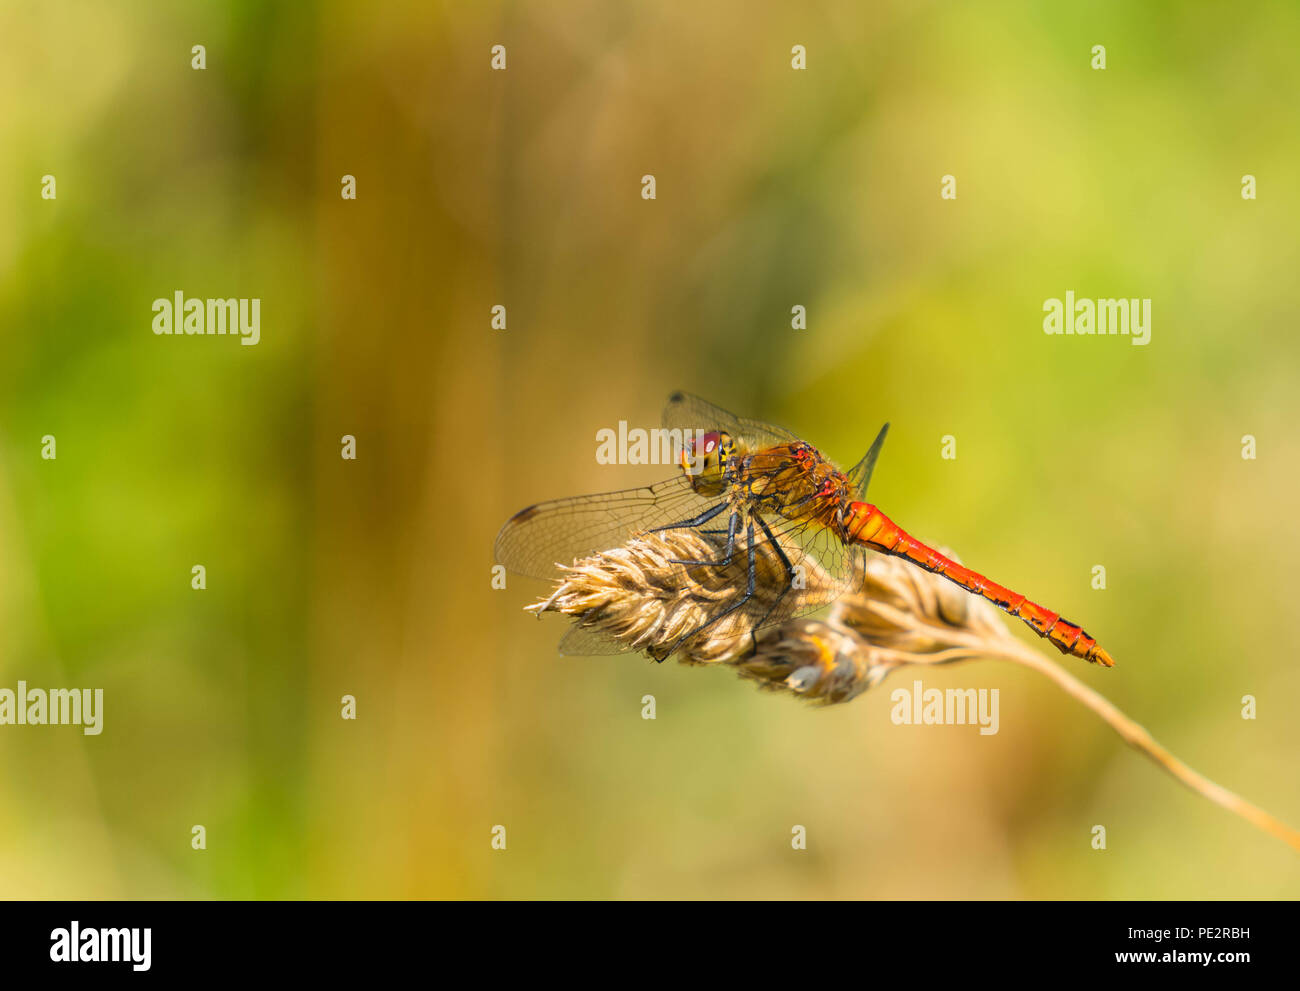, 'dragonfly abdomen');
844,502,1114,667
